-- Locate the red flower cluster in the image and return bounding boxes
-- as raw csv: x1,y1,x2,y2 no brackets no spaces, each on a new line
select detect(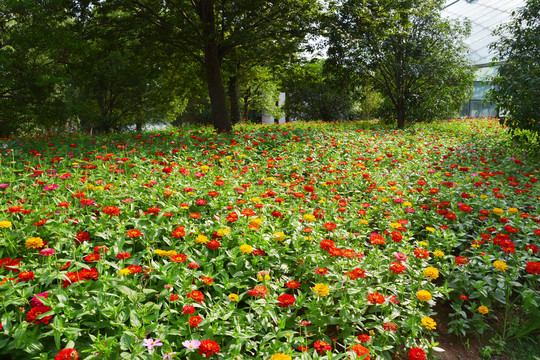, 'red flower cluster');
187,290,205,303
366,292,385,304
314,340,332,354
247,285,267,298
408,347,427,360
55,348,78,360
198,339,220,357
62,268,99,288
350,344,371,359
26,306,53,325
525,261,540,275
277,294,296,307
